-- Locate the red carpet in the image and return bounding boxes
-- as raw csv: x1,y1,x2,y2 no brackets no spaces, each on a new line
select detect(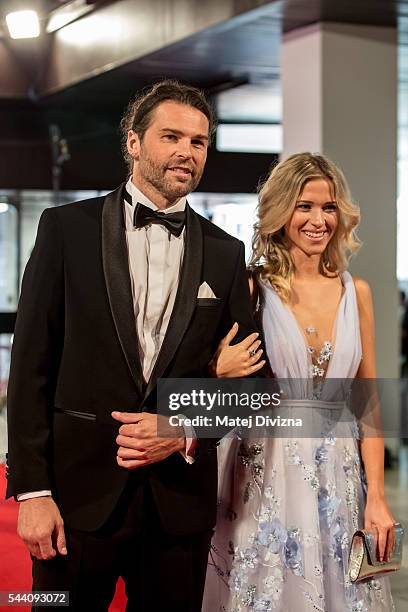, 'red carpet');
0,464,126,610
